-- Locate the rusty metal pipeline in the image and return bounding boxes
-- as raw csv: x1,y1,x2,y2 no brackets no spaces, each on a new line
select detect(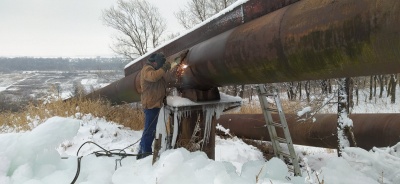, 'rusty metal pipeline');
217,113,400,150
124,0,300,76
181,0,400,89
87,0,400,104
85,71,139,103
